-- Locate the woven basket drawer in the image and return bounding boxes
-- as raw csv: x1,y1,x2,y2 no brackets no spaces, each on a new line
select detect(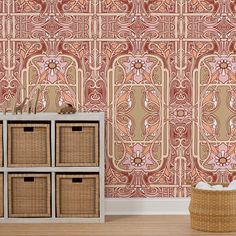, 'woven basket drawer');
56,123,99,166
56,174,99,217
0,124,2,167
8,123,51,167
0,174,3,217
8,173,51,217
